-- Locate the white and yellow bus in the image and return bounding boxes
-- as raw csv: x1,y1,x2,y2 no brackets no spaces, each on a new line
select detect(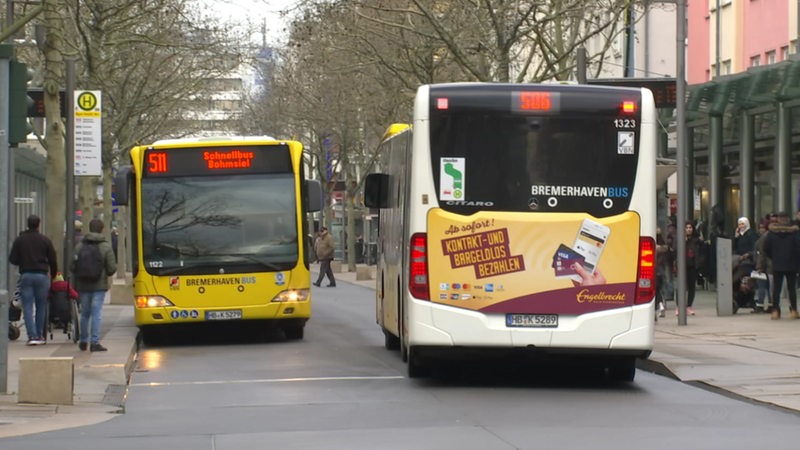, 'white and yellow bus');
115,137,321,342
364,83,657,380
